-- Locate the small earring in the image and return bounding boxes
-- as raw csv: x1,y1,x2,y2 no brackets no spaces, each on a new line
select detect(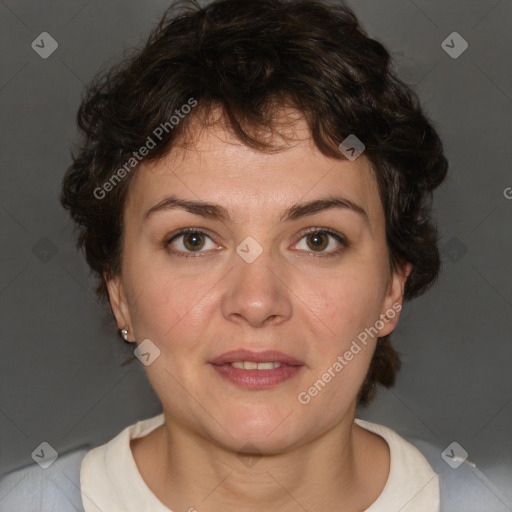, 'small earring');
119,328,137,367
